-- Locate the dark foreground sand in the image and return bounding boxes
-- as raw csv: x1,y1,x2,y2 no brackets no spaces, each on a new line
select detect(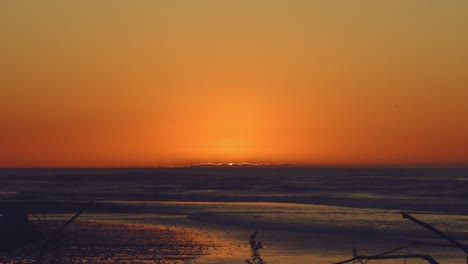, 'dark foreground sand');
0,220,219,264
2,201,468,264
